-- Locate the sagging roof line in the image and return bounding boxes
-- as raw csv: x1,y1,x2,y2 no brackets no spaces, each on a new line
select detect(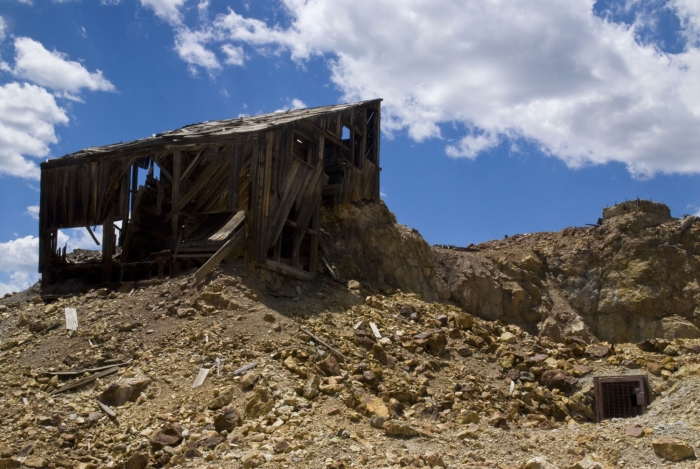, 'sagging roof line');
41,99,383,170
